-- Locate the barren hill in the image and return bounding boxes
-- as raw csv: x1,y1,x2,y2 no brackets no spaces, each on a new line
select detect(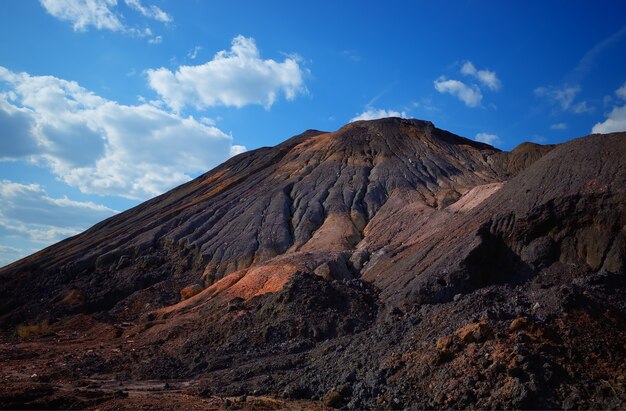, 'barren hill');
1,118,624,409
